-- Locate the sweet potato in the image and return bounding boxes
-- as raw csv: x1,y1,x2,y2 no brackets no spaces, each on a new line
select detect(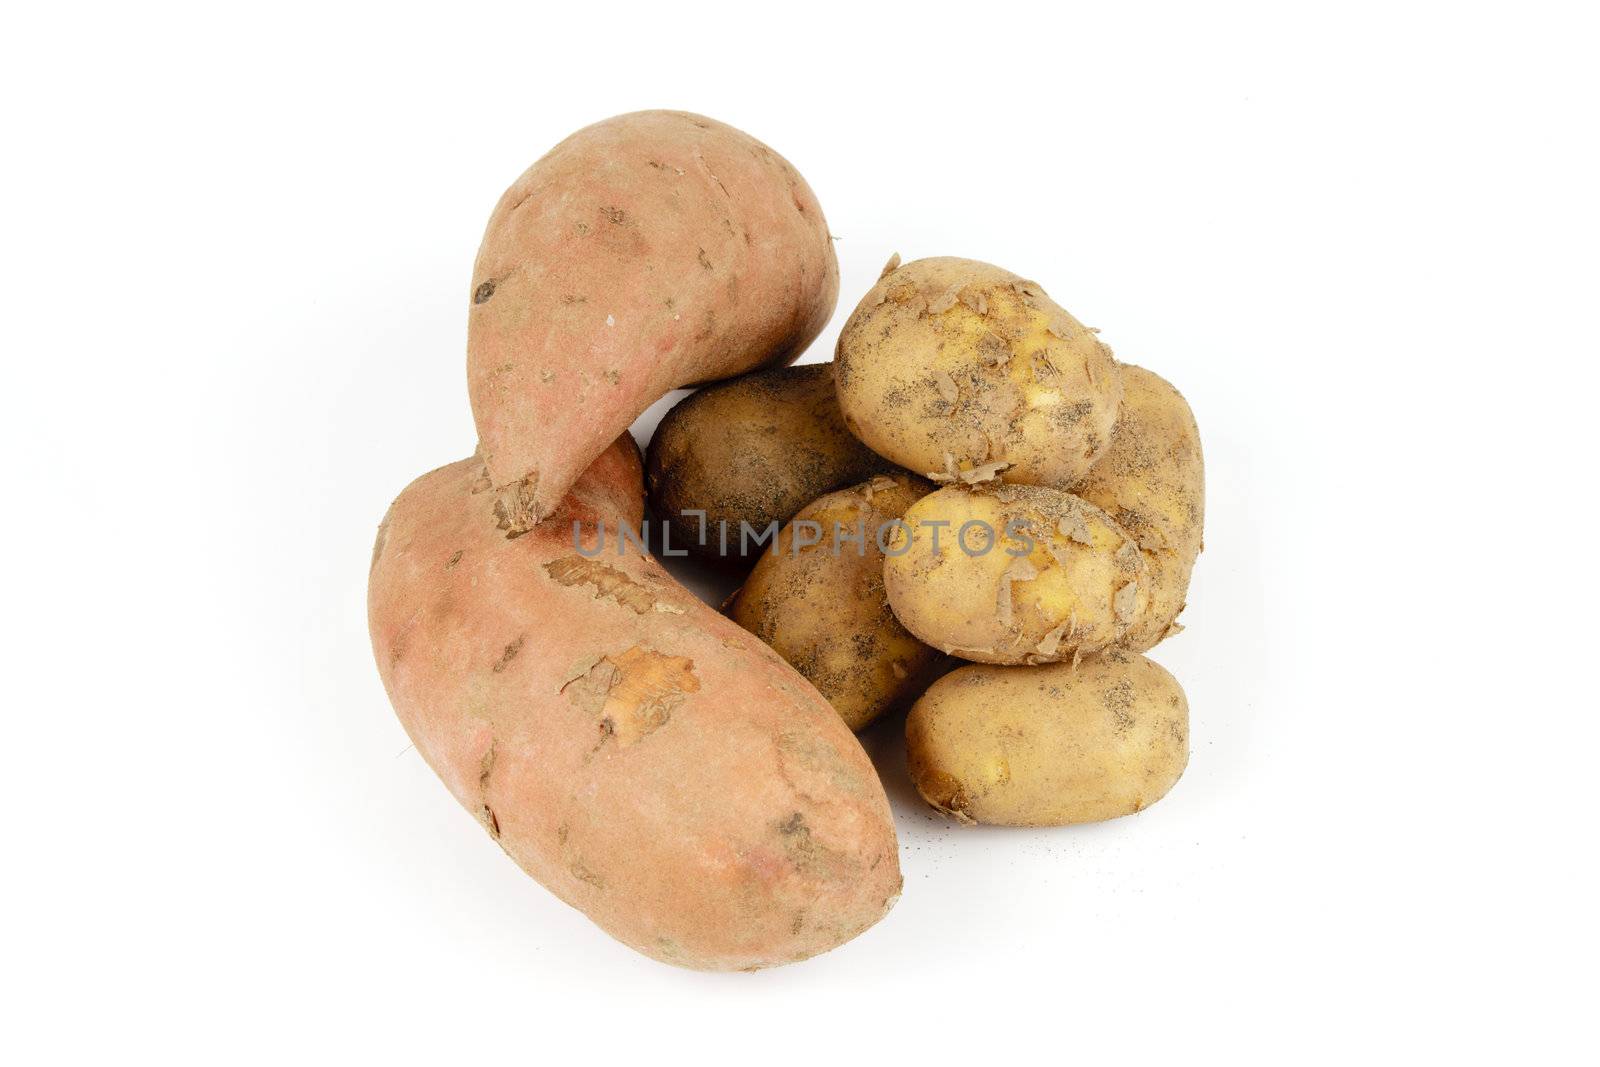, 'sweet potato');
468,111,839,534
368,436,900,970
